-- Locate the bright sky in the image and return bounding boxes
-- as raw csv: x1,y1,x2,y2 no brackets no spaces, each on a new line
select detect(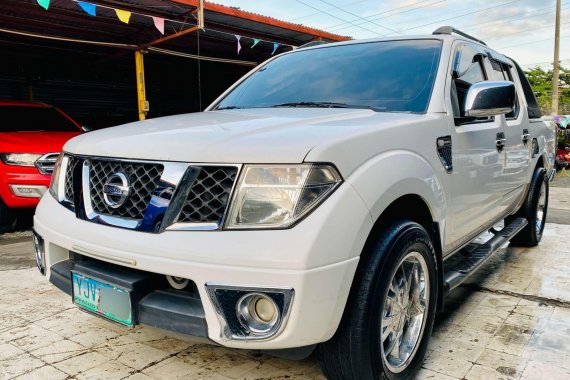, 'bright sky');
213,0,568,69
